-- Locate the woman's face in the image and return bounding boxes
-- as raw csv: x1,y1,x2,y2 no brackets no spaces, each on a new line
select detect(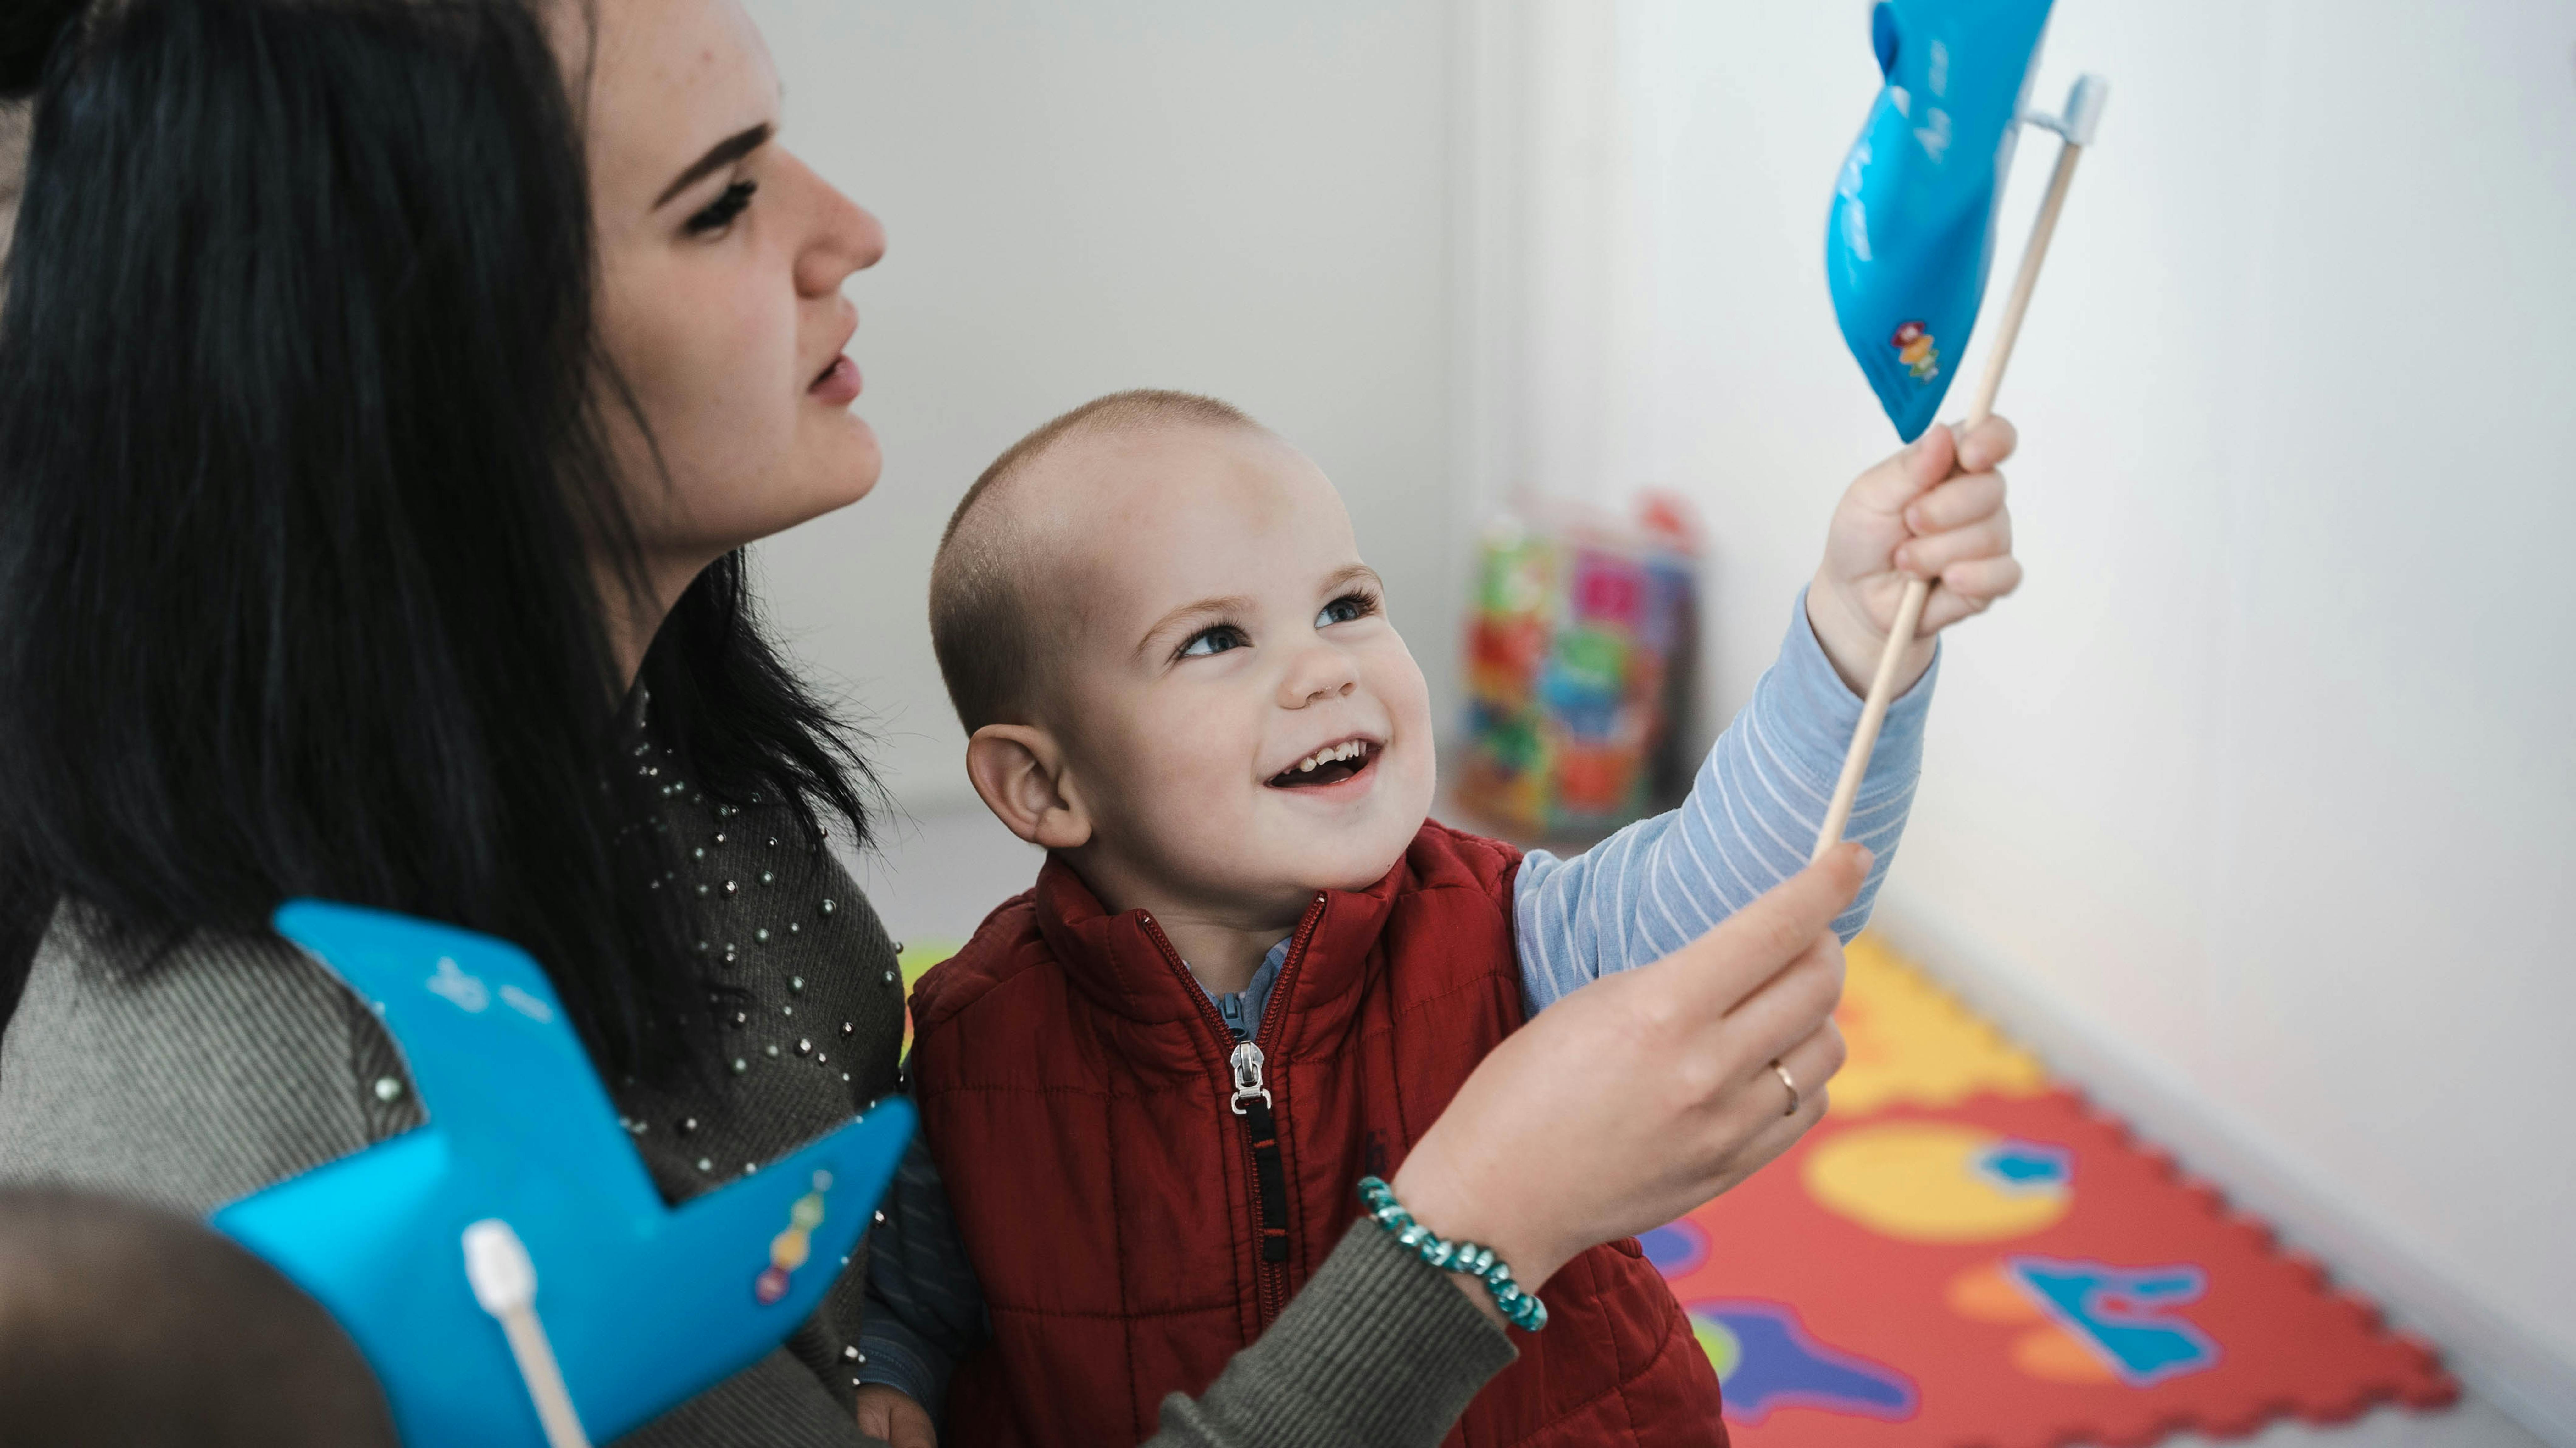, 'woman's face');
576,0,884,615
